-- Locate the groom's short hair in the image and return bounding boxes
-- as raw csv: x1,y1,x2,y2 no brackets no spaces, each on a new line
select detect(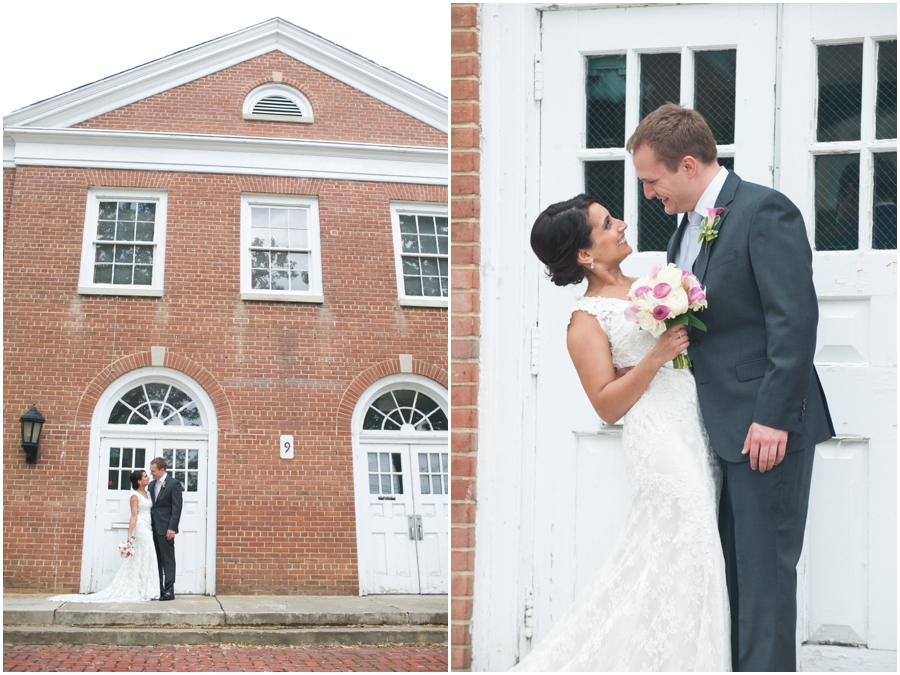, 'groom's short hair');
626,103,718,172
150,457,167,471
